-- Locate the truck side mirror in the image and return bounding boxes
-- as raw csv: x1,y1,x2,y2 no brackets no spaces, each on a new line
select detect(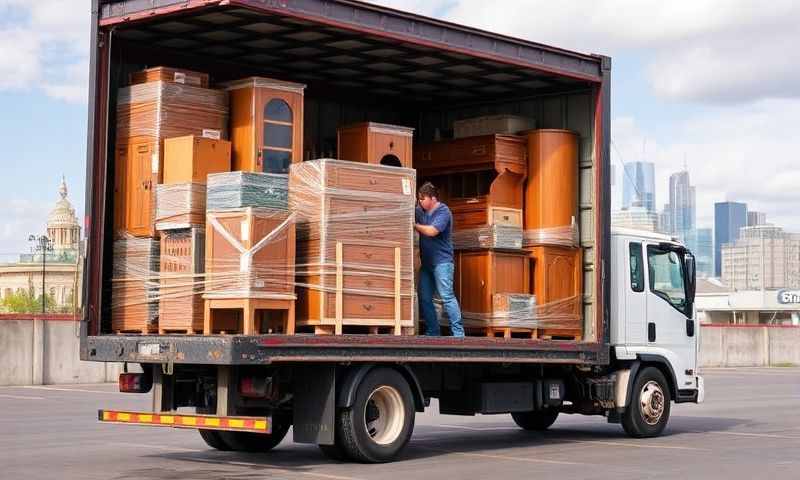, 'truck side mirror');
685,253,696,305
